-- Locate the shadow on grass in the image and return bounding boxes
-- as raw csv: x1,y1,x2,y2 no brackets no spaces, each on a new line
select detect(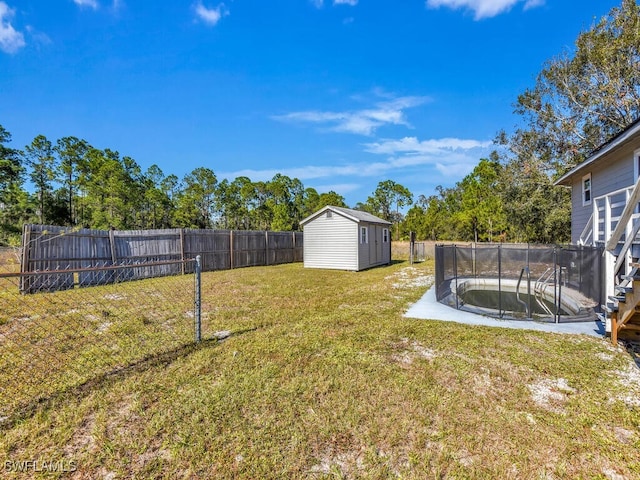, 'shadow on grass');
623,340,640,369
390,259,406,265
0,327,257,431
